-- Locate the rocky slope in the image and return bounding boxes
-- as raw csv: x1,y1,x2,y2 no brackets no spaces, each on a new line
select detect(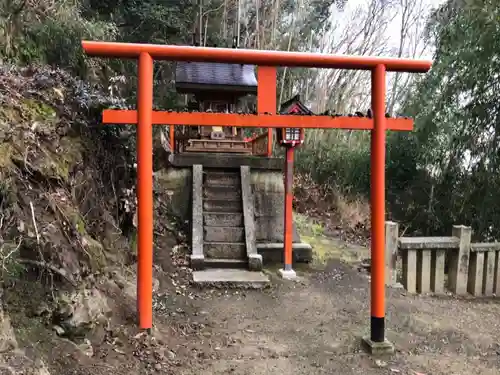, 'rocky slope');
0,64,185,374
